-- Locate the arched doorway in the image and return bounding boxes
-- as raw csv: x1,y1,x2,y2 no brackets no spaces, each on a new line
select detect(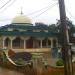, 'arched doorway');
26,37,34,48
4,38,10,48
12,37,24,49
42,38,47,48
48,39,51,47
53,39,57,47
